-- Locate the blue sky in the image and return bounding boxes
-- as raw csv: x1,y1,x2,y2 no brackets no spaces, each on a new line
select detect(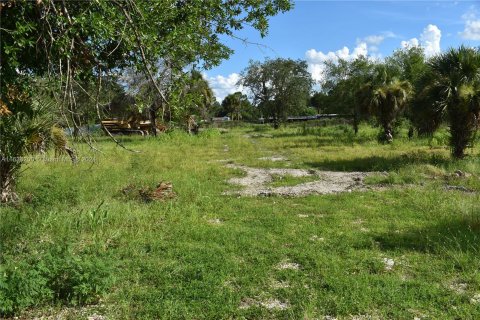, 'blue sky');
204,1,480,102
